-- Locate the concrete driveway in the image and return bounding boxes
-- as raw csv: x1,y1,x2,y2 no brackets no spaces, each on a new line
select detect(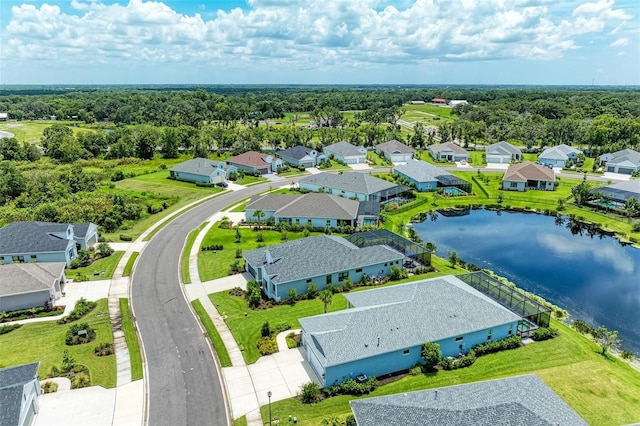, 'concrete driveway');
223,347,322,419
349,163,372,171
